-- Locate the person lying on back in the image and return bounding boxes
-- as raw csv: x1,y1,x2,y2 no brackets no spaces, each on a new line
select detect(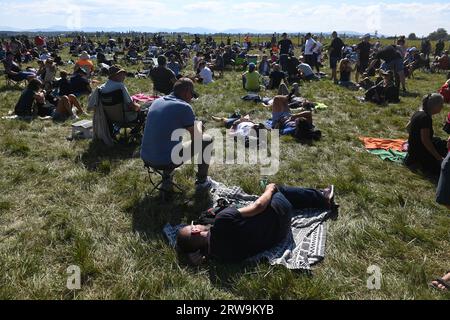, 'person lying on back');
176,184,336,264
